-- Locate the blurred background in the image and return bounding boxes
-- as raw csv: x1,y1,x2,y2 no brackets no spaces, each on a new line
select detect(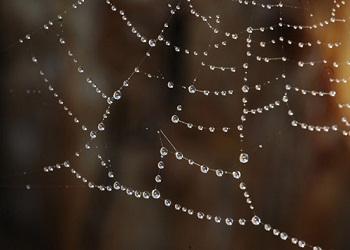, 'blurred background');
1,0,350,249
